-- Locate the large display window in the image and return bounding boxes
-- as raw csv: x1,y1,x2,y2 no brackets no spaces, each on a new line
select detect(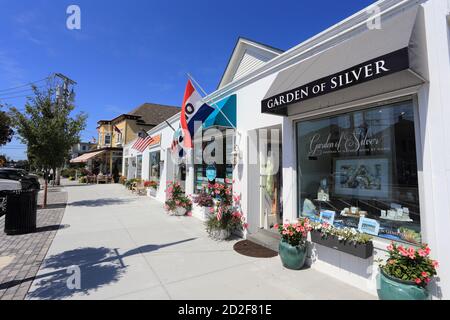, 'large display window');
296,99,421,245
